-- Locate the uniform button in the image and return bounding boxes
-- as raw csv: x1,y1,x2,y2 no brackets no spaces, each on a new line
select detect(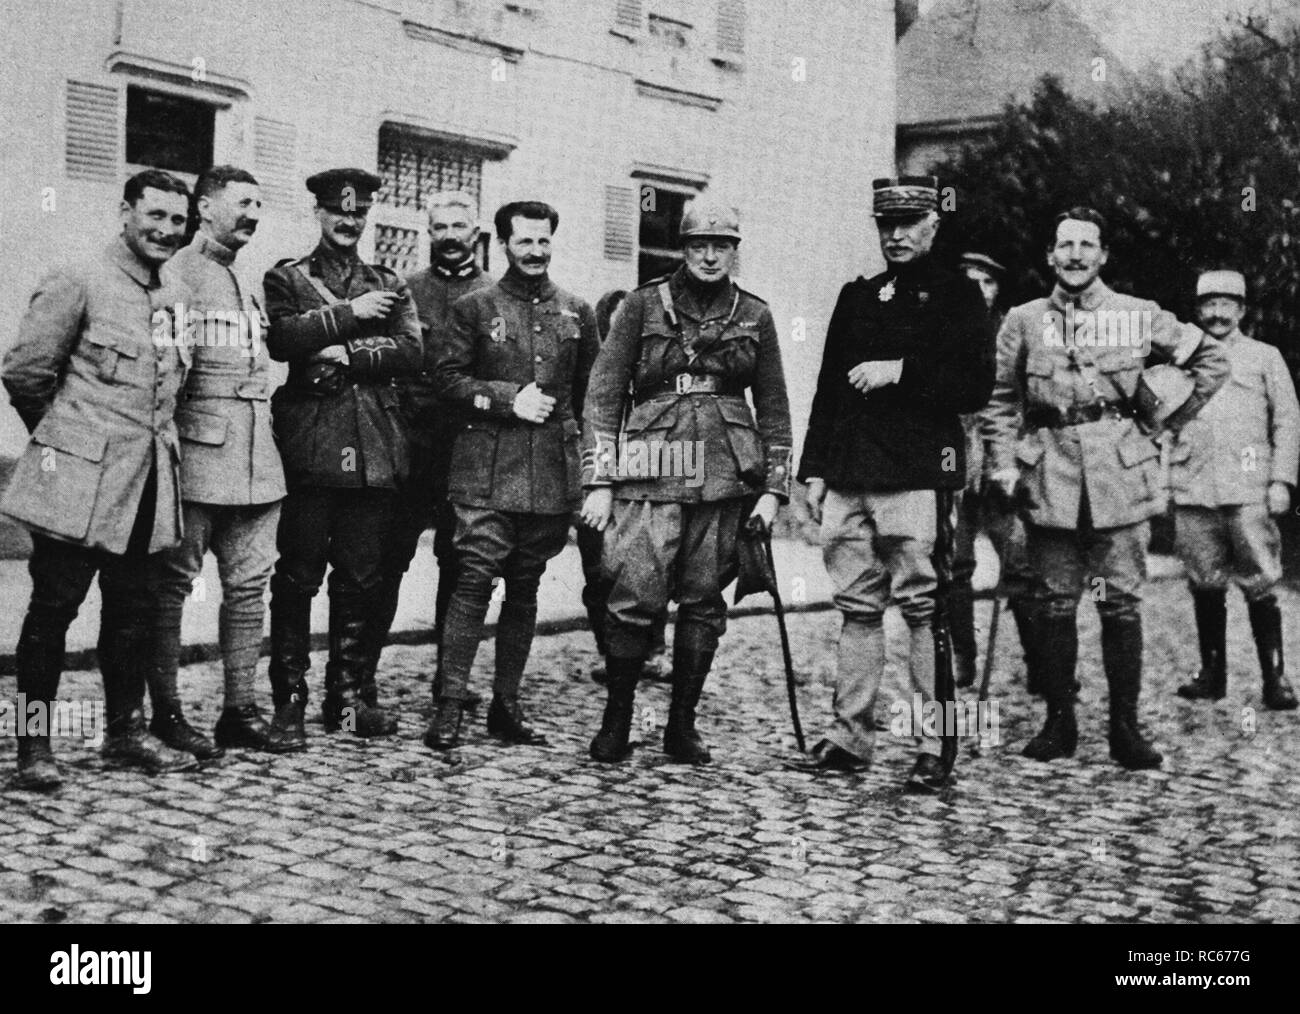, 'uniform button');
532,298,539,305
534,325,542,333
535,355,543,363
